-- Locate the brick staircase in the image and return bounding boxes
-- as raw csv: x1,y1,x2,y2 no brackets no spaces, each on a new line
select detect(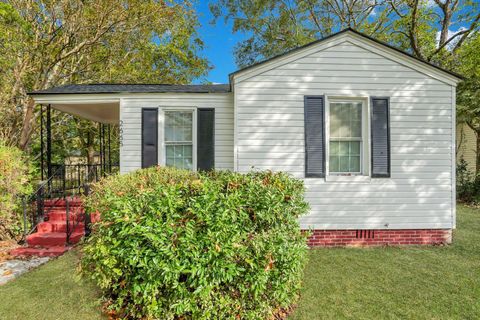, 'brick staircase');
10,198,86,257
